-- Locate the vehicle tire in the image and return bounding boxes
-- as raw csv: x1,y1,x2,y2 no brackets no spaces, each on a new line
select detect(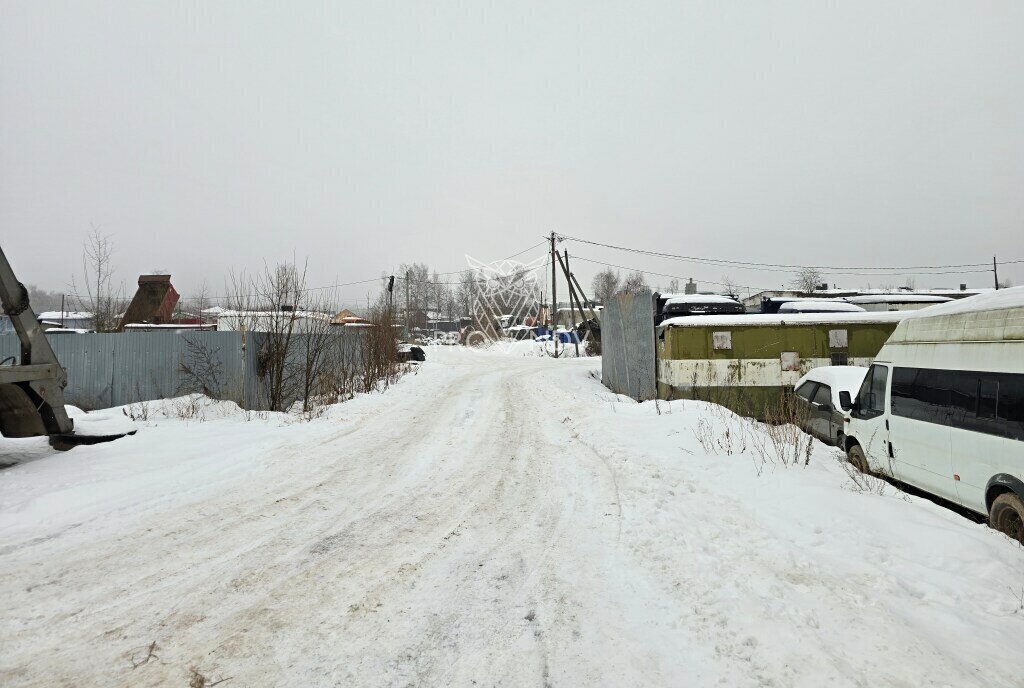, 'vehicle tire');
848,444,871,475
989,492,1024,544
